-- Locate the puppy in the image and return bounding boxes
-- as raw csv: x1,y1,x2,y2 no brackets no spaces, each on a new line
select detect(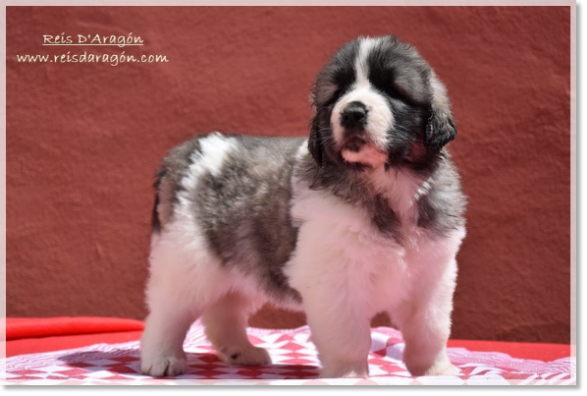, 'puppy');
140,35,466,378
